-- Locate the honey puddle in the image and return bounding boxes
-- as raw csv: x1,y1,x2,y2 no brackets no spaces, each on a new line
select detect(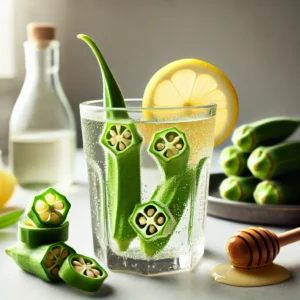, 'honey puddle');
211,263,291,287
